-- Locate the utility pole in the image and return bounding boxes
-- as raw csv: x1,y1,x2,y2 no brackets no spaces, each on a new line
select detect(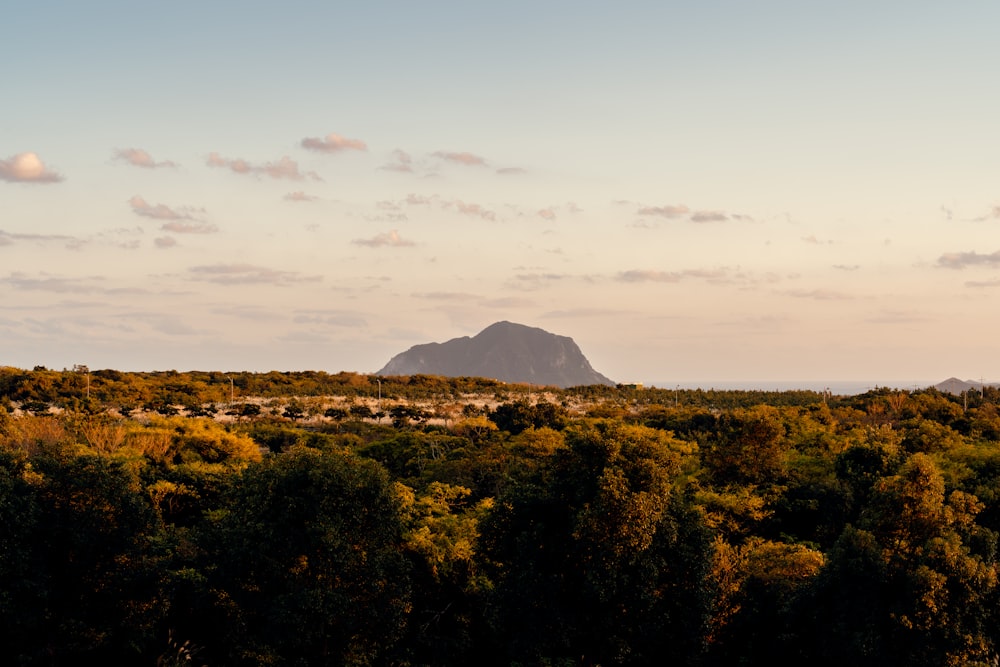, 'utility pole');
225,375,234,405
